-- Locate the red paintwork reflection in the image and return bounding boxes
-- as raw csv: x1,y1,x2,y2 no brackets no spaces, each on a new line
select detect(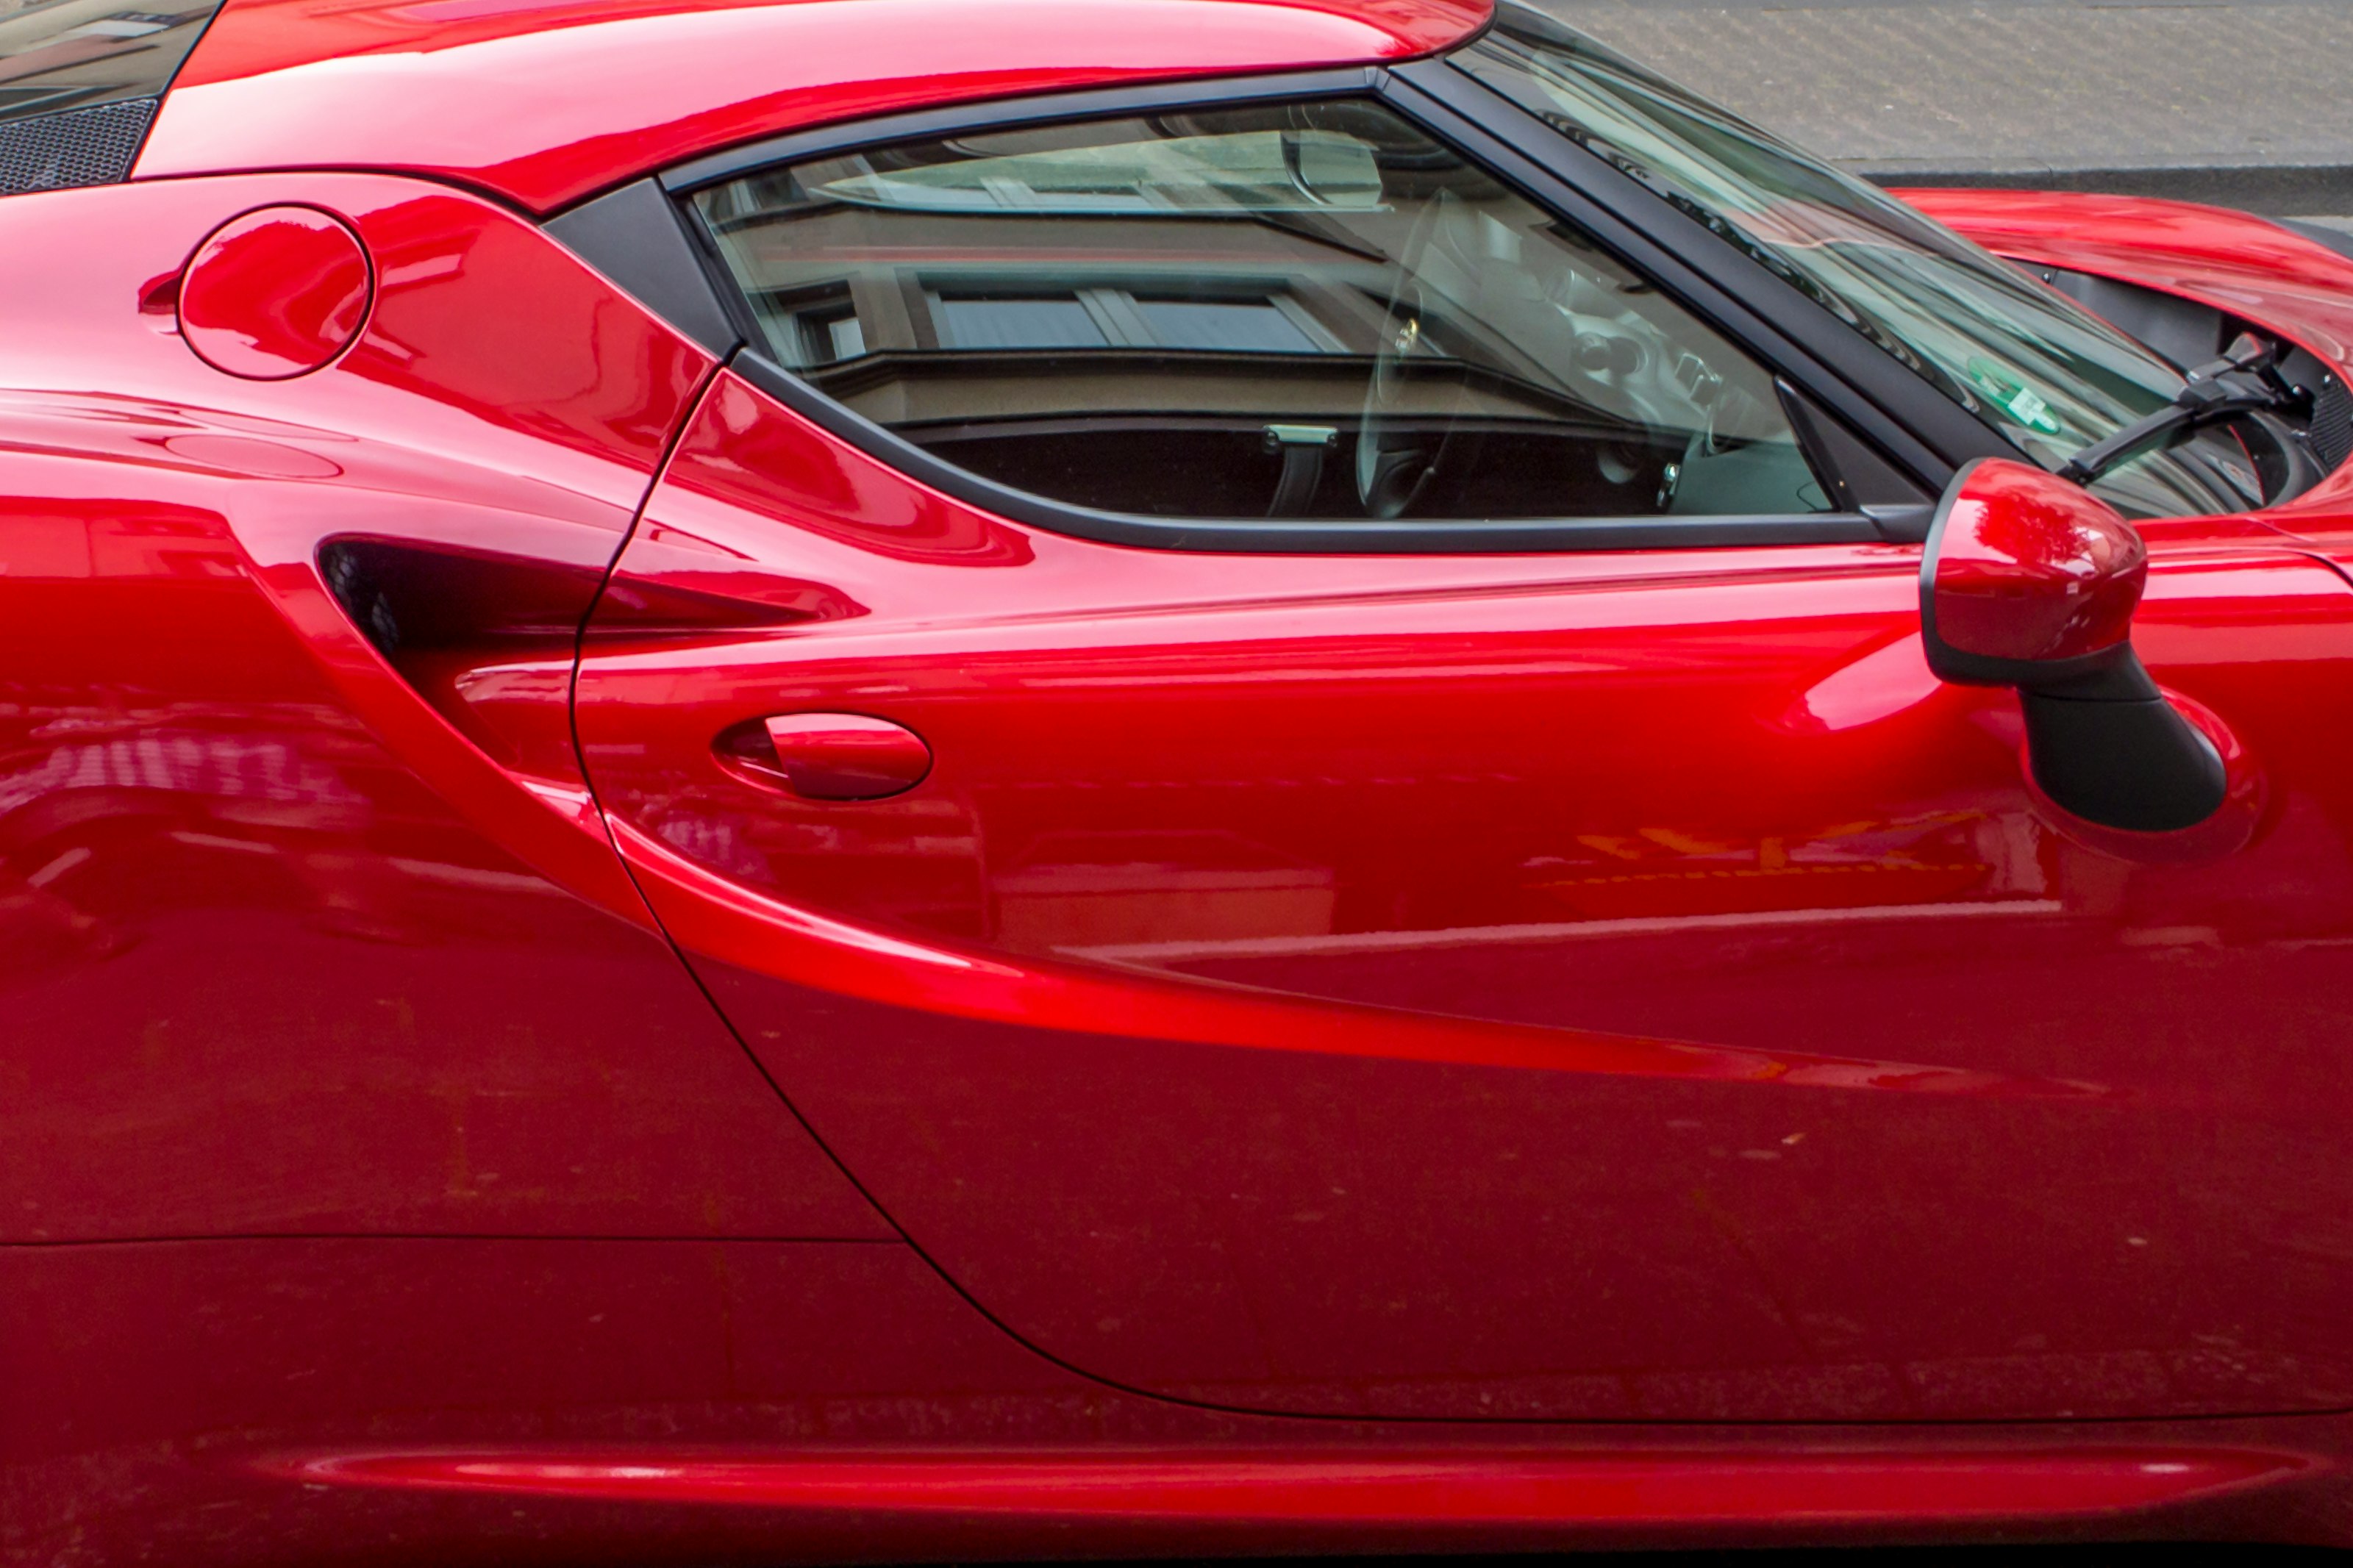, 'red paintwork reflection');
348,188,710,473
274,1445,2304,1522
0,1237,1090,1564
665,374,1032,568
593,374,2118,1095
178,205,373,379
579,369,2353,1425
611,816,2107,1100
744,712,933,801
143,0,1490,214
0,175,877,1241
0,174,710,914
1931,457,2146,662
13,1236,2345,1563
